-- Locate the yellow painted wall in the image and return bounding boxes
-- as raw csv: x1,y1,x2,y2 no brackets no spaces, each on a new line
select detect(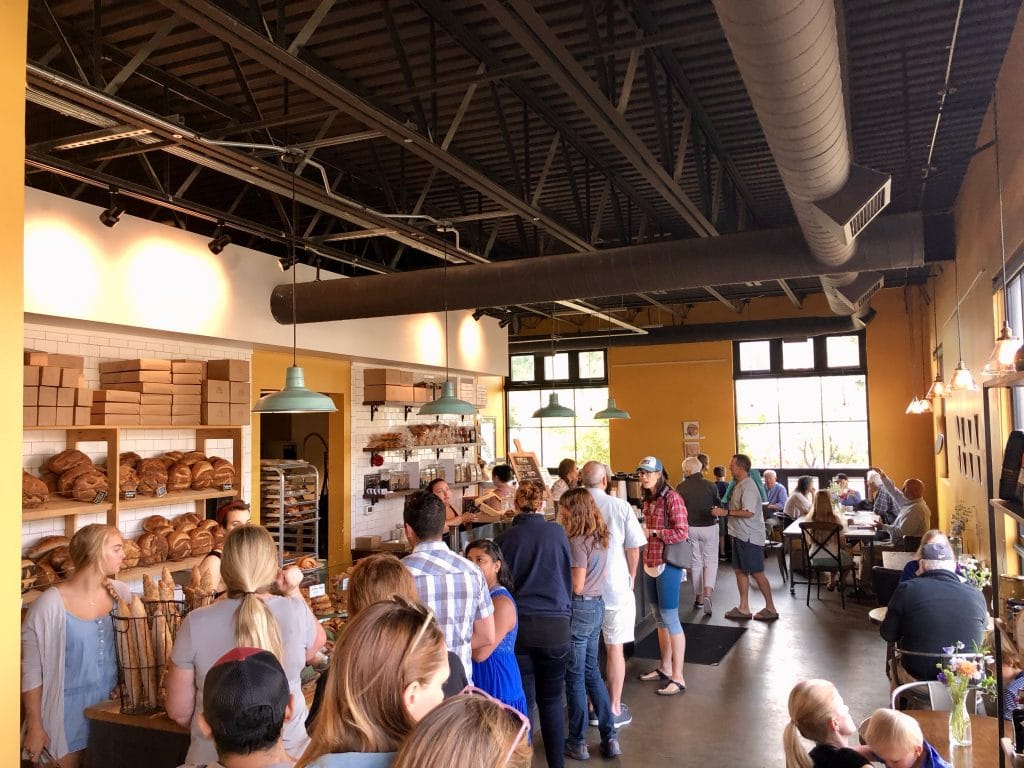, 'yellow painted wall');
251,350,351,566
479,374,507,460
4,0,26,753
